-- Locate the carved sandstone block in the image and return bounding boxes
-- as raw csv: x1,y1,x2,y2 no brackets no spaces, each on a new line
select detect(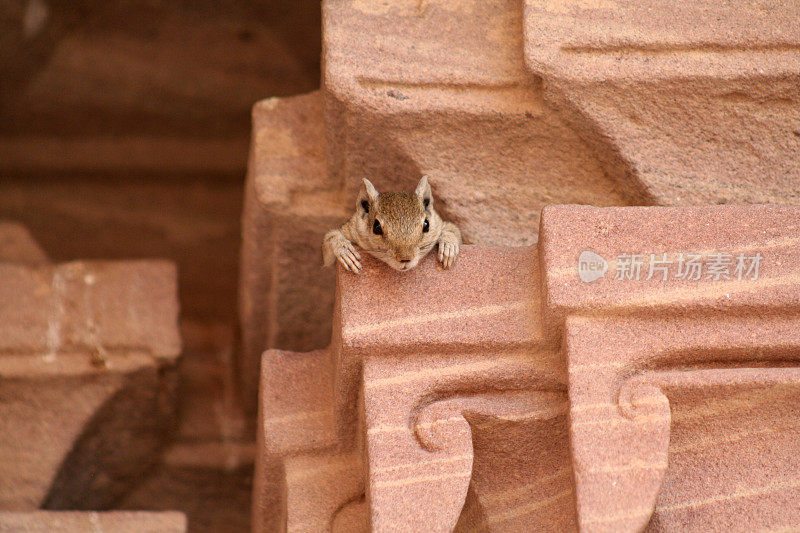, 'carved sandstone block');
0,222,48,265
240,0,635,408
256,204,800,532
255,247,575,531
241,0,800,414
0,255,181,510
524,0,800,205
539,205,800,532
0,511,186,532
239,91,341,407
